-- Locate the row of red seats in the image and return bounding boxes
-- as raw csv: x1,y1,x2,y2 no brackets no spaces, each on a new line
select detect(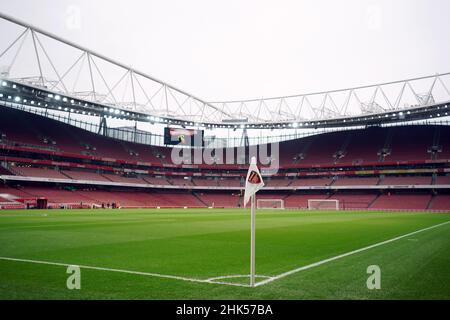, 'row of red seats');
5,165,450,187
